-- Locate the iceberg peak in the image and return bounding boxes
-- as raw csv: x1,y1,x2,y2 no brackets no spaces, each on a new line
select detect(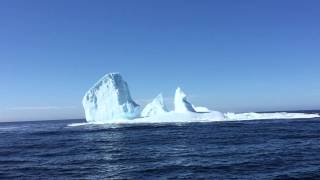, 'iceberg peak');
82,73,140,123
174,87,196,113
141,93,168,117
